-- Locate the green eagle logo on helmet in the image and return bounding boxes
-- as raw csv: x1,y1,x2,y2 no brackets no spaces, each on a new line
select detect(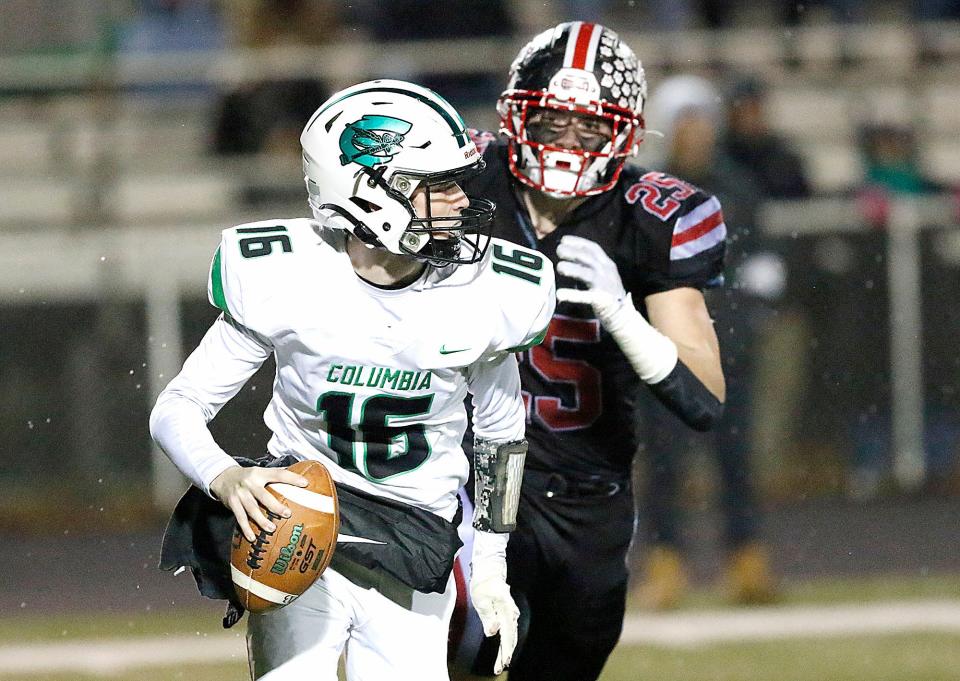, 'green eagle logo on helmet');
339,115,413,168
